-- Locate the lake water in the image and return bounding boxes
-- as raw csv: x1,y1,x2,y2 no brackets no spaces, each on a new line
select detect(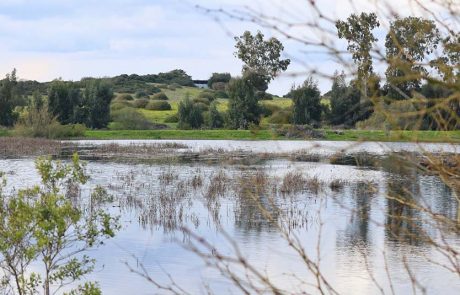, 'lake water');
1,140,459,294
